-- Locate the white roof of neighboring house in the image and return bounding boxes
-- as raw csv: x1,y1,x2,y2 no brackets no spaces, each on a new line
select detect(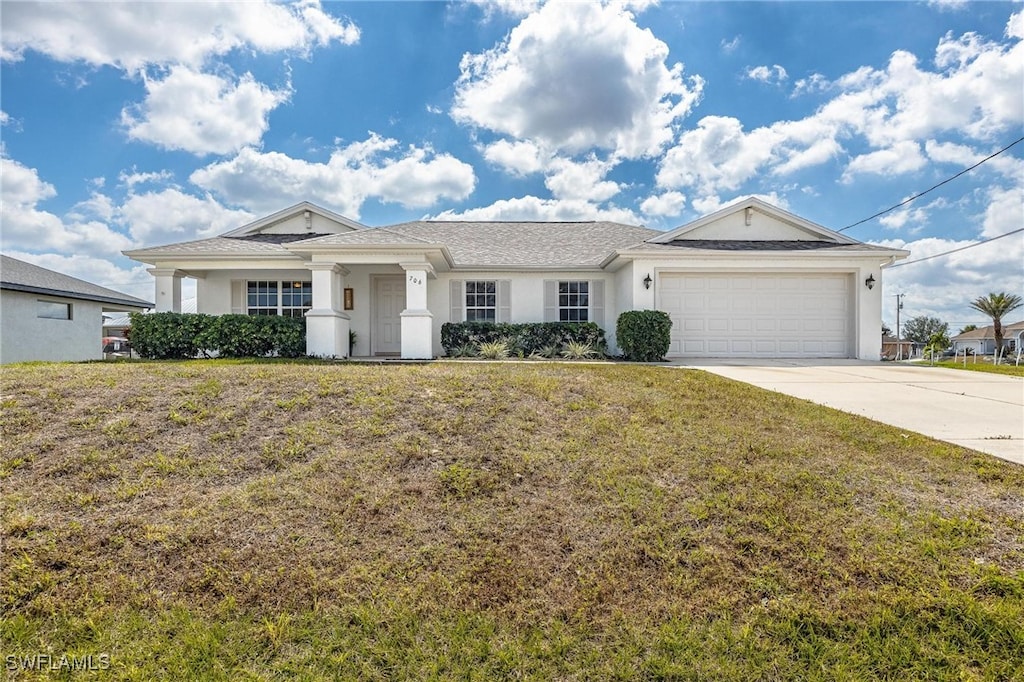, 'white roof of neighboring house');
1,254,152,309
